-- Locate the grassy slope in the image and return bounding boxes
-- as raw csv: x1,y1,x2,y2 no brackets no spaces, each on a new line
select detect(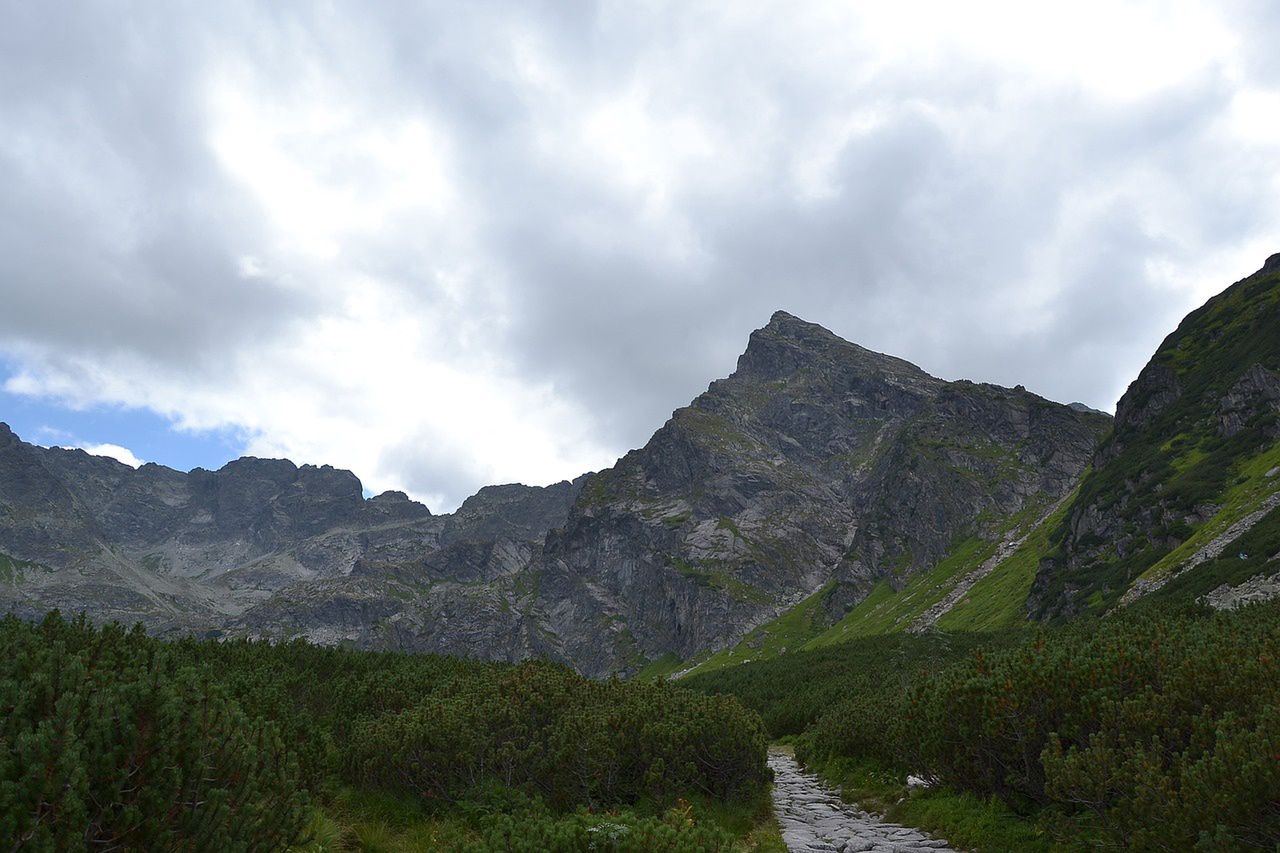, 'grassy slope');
681,502,1068,679
935,496,1075,632
1035,262,1280,614
806,537,996,648
1138,442,1280,584
678,583,837,678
